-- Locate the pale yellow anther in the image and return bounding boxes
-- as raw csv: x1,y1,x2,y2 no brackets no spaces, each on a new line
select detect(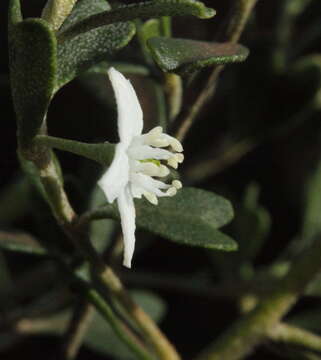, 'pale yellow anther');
170,138,183,152
172,180,182,189
167,157,178,169
166,187,177,197
141,162,160,176
152,138,169,148
149,126,163,137
144,192,158,205
158,165,170,177
176,153,184,163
